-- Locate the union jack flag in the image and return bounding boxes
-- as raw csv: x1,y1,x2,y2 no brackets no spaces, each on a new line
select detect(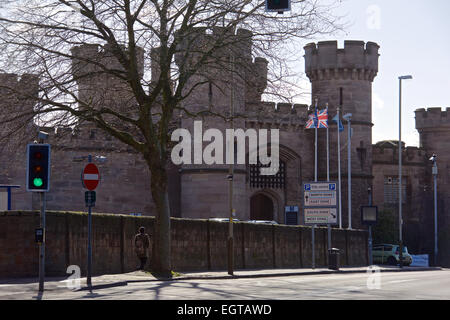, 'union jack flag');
306,108,328,129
